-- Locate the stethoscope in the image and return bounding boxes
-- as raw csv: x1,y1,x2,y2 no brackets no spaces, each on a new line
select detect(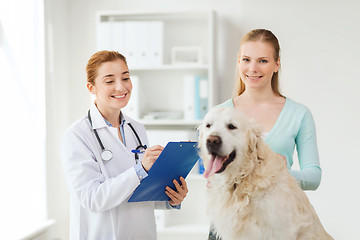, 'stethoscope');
87,110,147,162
